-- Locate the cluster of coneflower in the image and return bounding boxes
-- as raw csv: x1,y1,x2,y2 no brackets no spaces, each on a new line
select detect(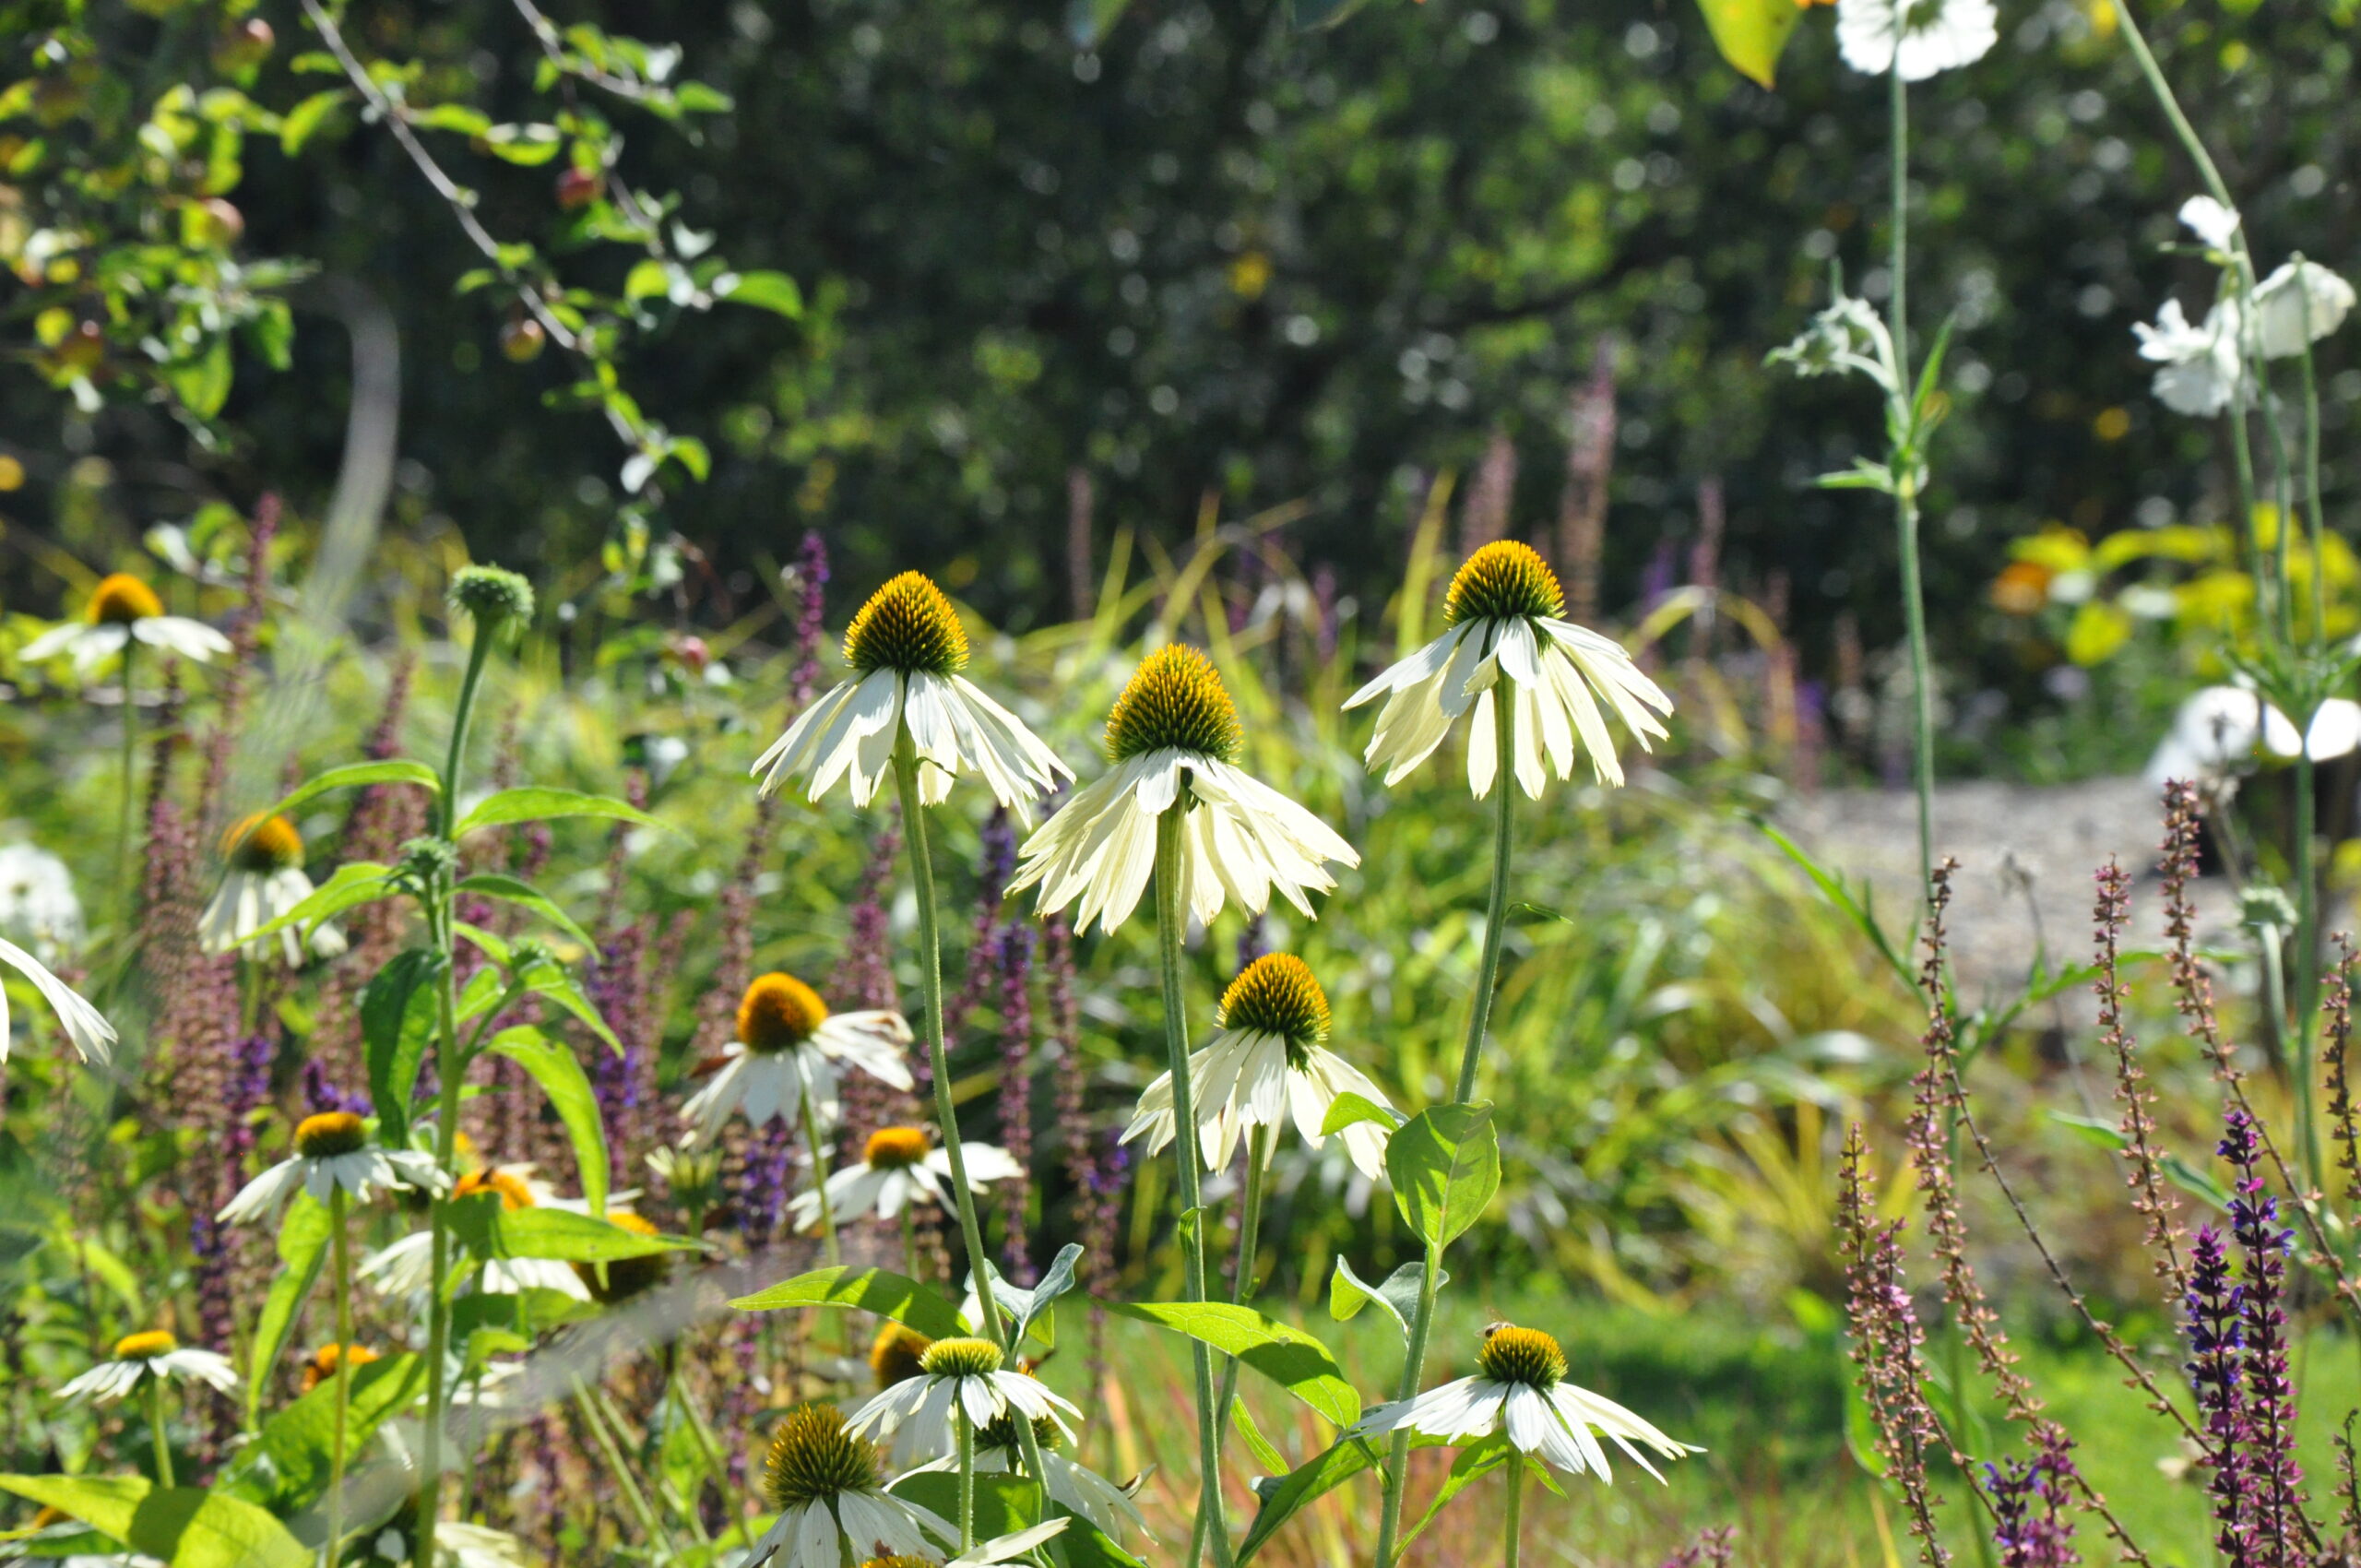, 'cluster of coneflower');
11,537,1697,1568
